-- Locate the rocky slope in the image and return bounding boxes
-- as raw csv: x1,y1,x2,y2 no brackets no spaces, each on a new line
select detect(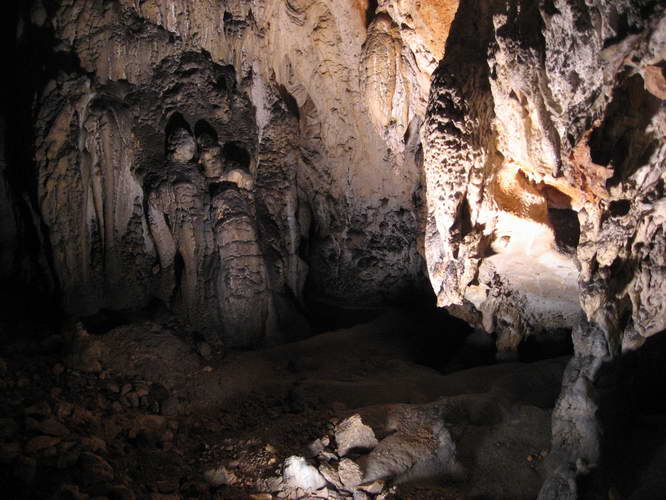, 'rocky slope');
0,310,568,500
